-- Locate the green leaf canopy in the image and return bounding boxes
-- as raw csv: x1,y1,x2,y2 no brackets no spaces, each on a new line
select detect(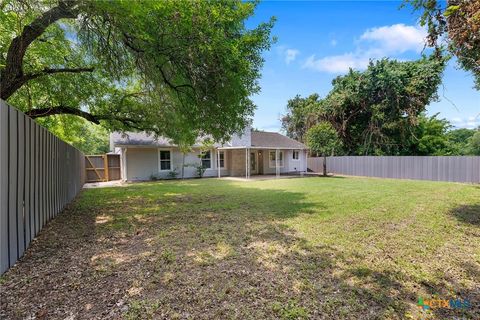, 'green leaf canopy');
0,0,275,146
